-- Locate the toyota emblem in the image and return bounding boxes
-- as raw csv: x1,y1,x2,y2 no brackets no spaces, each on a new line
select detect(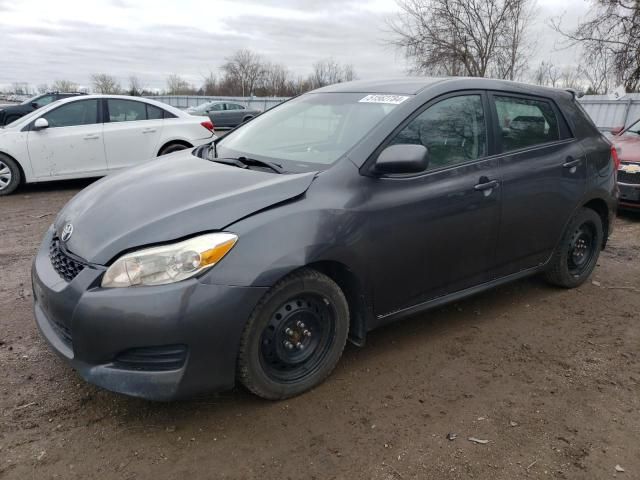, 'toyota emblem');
61,223,74,242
